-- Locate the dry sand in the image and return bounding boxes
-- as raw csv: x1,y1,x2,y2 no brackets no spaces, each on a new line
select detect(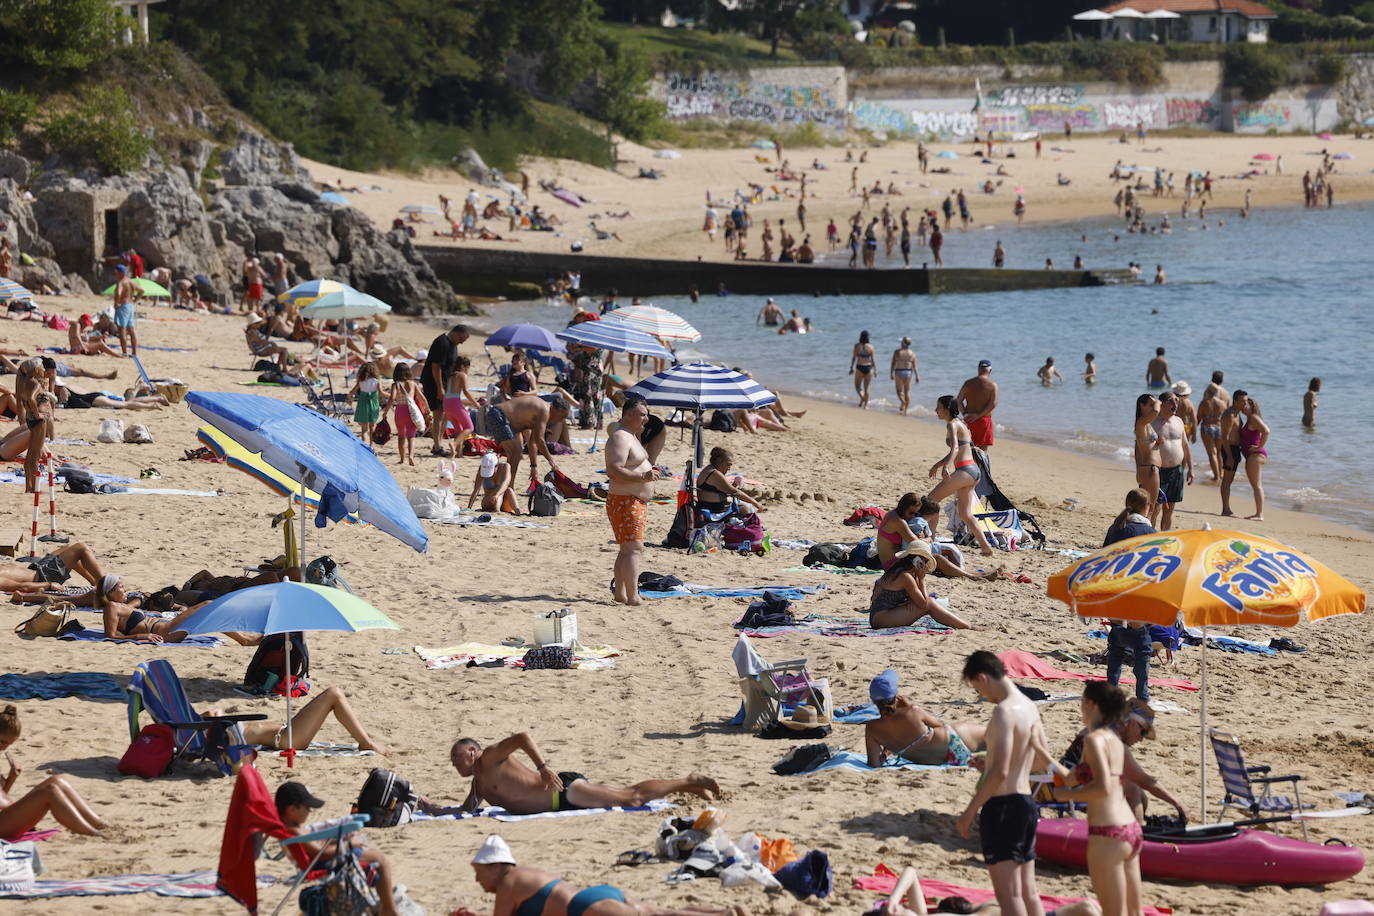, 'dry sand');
304,132,1374,266
1,293,1371,915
